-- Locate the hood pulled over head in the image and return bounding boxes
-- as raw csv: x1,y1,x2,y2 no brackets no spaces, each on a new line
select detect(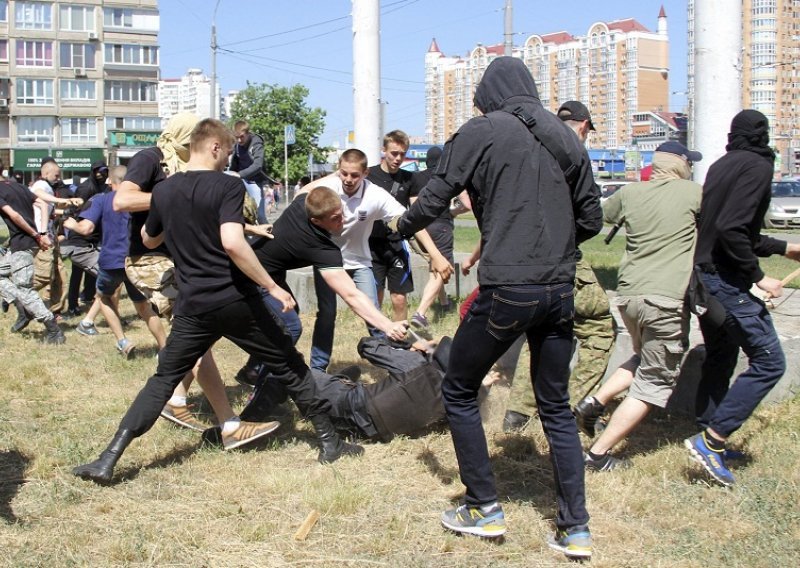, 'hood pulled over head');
473,56,539,114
